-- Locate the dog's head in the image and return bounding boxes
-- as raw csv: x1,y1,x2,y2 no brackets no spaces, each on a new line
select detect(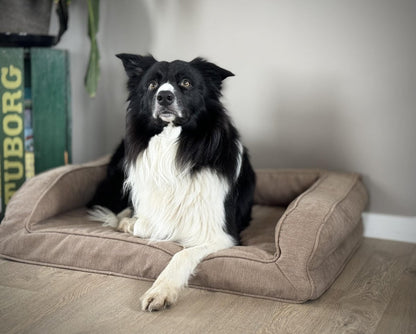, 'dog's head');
117,54,234,126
